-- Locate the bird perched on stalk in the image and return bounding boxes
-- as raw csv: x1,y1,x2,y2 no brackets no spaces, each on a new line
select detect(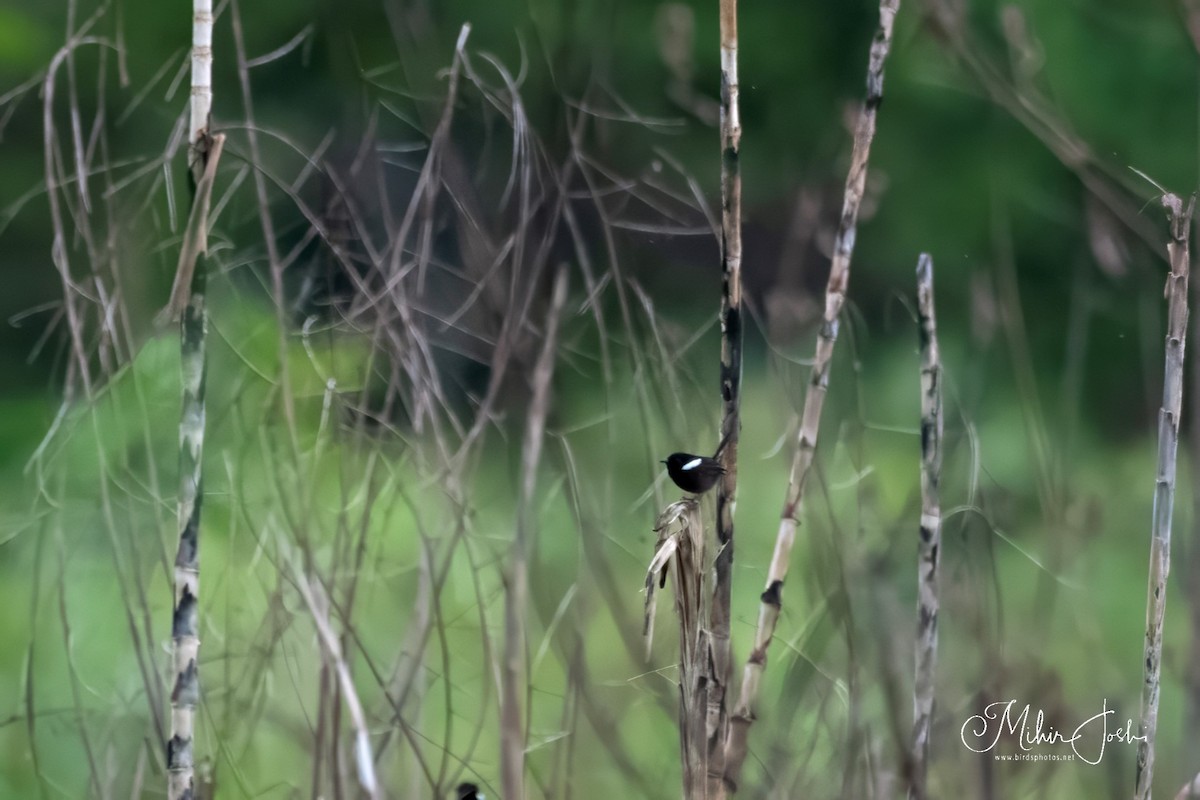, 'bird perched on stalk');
456,783,484,800
662,451,726,495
